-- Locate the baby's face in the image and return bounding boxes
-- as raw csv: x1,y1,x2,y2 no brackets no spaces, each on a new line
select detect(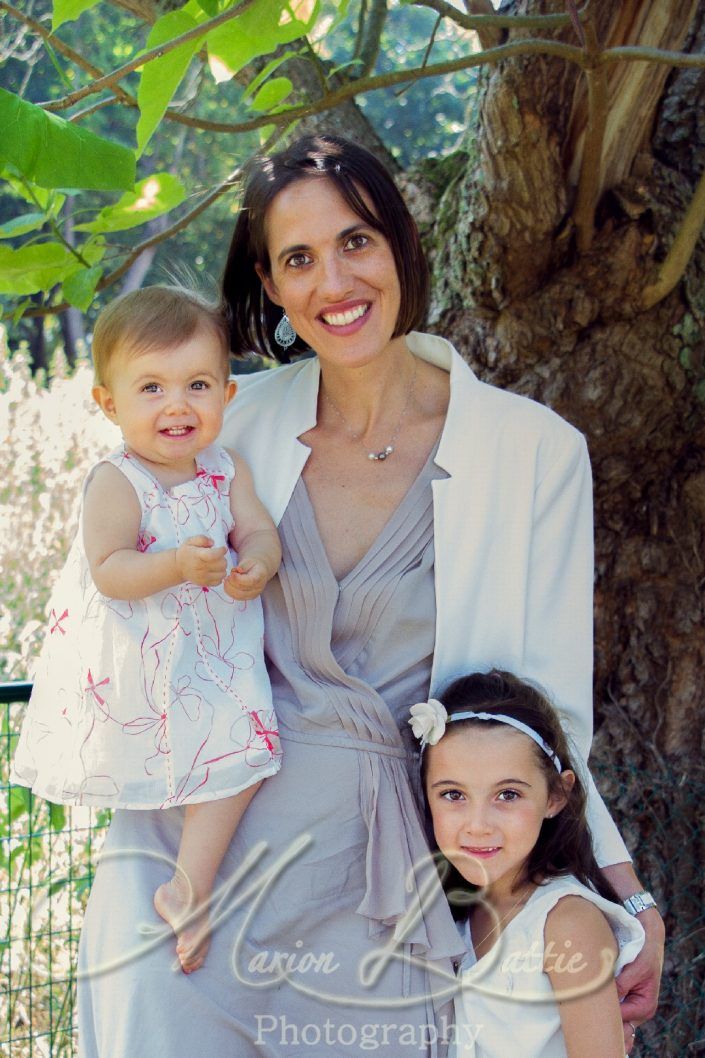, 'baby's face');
93,326,236,477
